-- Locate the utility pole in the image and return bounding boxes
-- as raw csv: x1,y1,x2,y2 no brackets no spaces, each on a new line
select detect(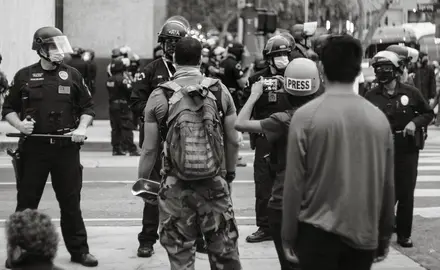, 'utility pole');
304,0,309,22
